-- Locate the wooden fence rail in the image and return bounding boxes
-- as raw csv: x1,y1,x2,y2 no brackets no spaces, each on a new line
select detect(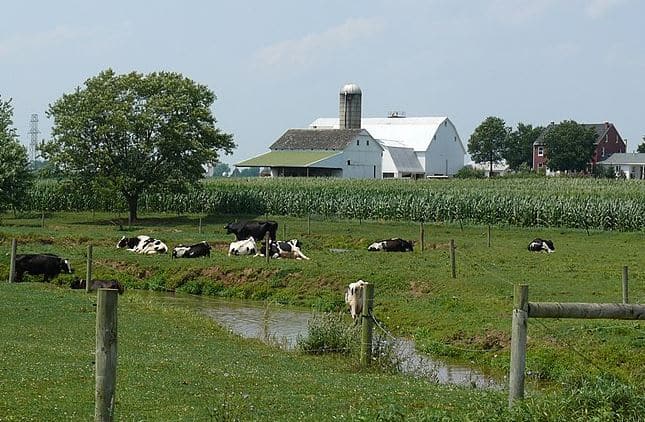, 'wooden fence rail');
509,284,645,408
